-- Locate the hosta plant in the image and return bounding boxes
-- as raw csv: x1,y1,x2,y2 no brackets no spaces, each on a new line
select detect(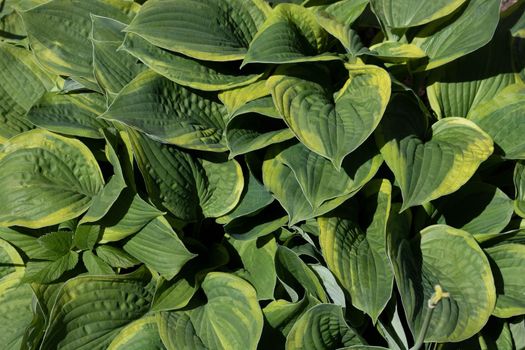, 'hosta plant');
1,0,525,349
